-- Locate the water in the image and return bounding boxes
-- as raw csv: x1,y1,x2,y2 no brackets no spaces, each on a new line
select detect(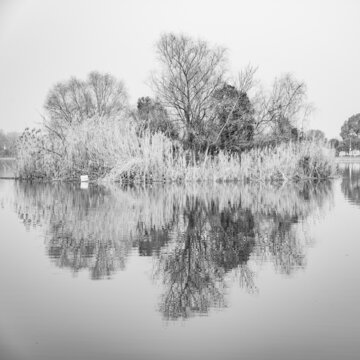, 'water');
0,161,359,360
0,158,16,178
